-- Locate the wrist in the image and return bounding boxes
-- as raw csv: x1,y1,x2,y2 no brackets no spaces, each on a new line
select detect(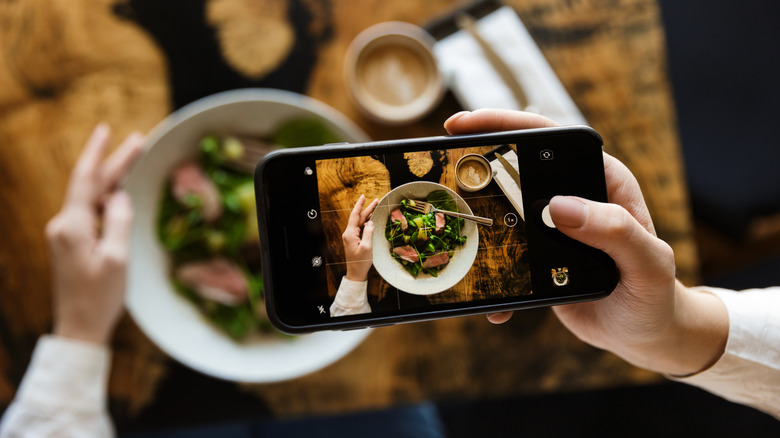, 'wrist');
633,281,729,376
54,321,113,346
667,282,729,375
345,269,368,282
